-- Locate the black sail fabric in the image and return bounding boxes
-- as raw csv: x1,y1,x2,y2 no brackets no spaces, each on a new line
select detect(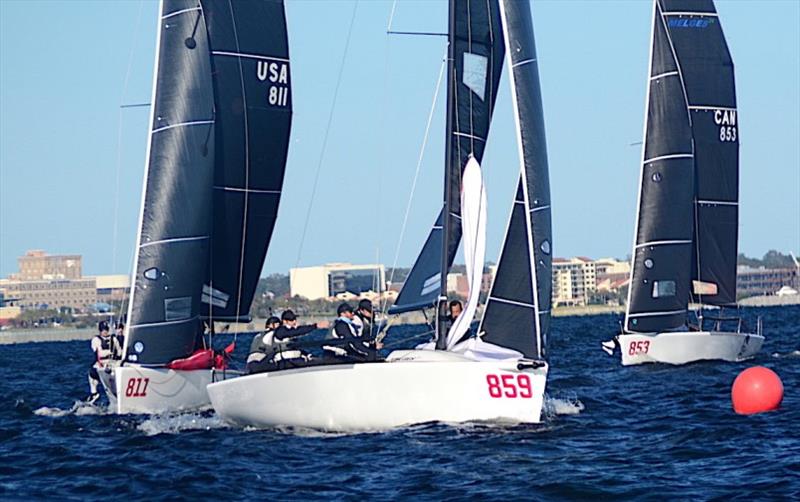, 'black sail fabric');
662,0,738,305
479,0,551,360
202,0,292,320
389,0,504,314
625,0,695,333
125,0,216,364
